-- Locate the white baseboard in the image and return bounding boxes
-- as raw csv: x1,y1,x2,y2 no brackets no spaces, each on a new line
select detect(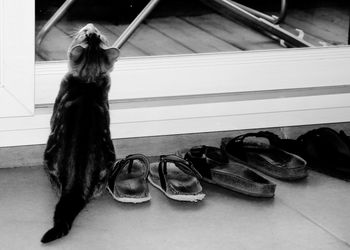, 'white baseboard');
1,91,350,147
